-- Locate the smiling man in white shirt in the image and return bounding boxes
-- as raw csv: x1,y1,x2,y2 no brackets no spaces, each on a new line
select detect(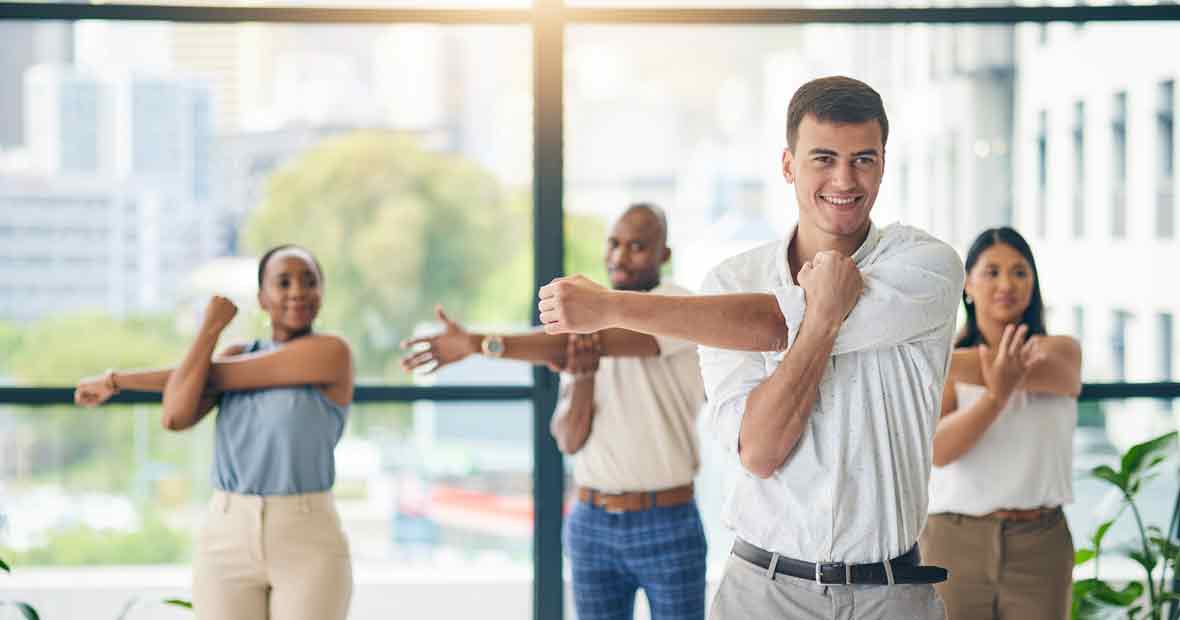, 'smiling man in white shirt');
537,76,964,619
